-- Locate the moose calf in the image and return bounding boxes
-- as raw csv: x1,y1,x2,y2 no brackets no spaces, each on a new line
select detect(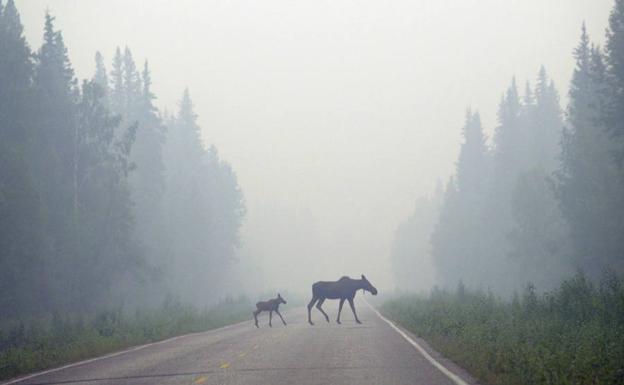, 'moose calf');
253,293,287,328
